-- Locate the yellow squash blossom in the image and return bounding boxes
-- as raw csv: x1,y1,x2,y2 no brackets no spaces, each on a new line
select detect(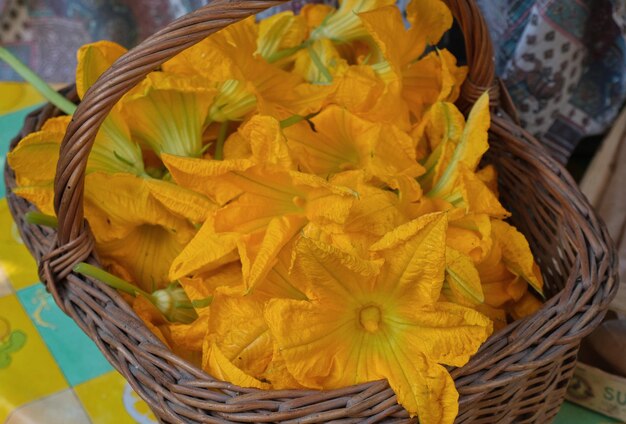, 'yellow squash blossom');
10,40,217,291
471,219,543,320
75,41,147,176
205,288,274,379
509,291,544,320
168,161,356,291
359,1,466,120
257,11,308,64
79,41,218,161
300,3,334,30
164,17,326,121
120,72,217,158
265,213,492,421
8,116,71,215
83,173,198,292
360,1,451,77
293,39,348,84
165,115,356,291
132,293,207,365
443,246,484,307
425,93,491,200
490,220,544,294
76,40,230,188
322,172,410,255
445,214,493,263
309,0,395,43
7,117,210,220
331,65,412,129
203,252,306,387
178,262,242,303
402,49,468,120
284,105,423,183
